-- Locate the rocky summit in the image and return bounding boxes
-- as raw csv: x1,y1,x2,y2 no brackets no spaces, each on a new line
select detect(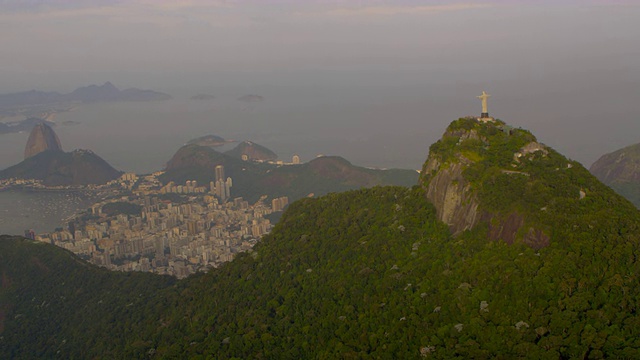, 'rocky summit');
420,117,623,249
23,122,63,159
